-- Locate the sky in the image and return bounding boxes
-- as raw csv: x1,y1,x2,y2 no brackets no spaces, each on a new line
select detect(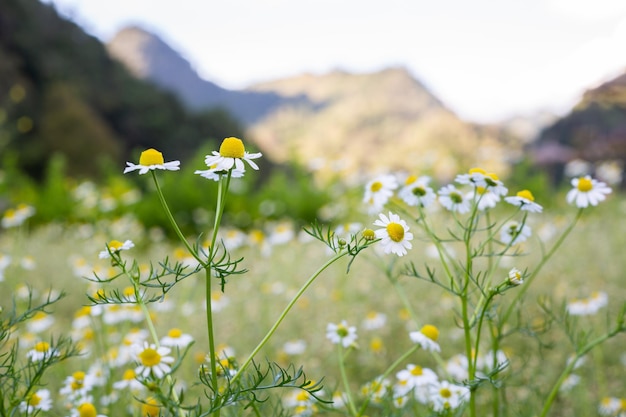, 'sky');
43,0,626,123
